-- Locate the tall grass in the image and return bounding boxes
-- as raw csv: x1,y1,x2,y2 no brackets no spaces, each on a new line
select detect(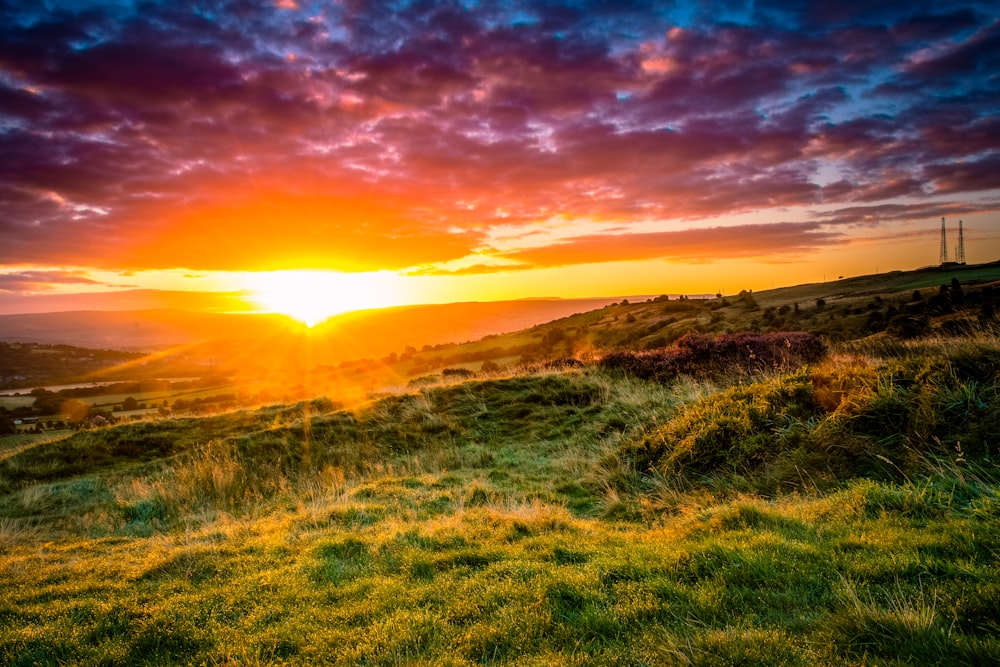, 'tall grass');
601,335,999,497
